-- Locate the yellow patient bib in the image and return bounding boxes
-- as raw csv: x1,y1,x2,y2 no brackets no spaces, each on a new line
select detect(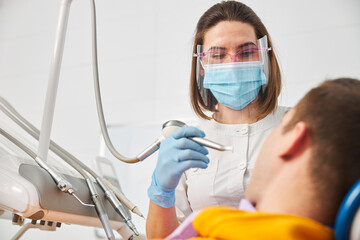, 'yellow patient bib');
189,206,334,240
